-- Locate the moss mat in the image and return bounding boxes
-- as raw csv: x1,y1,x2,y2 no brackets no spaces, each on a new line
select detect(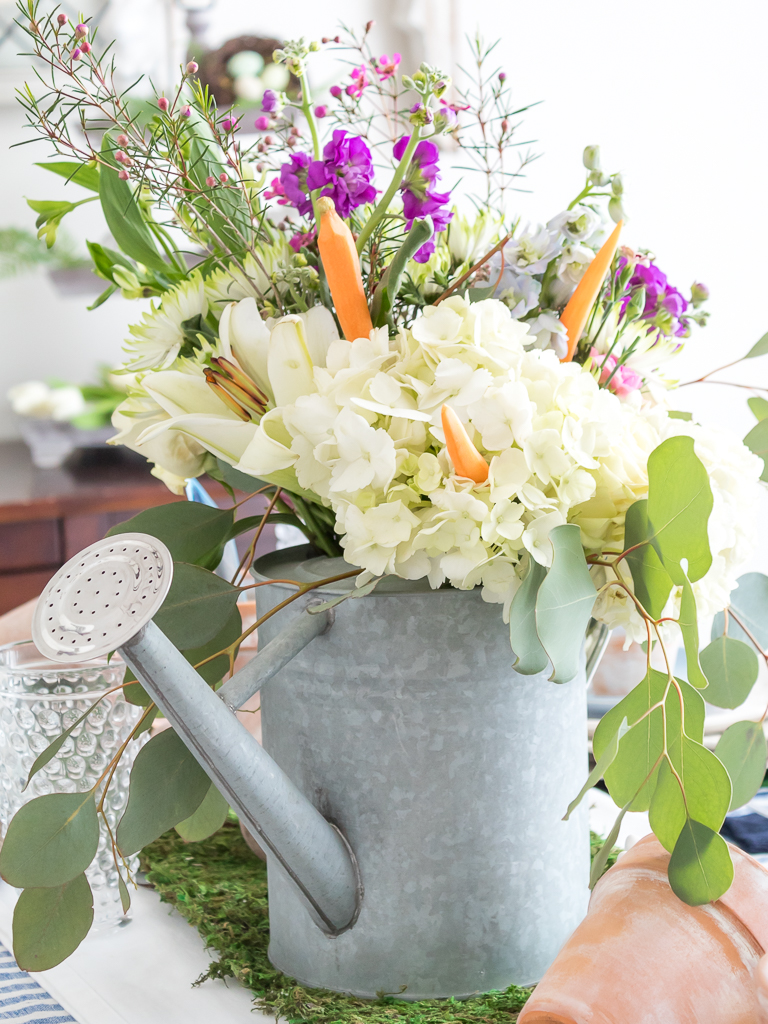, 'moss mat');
141,822,616,1023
